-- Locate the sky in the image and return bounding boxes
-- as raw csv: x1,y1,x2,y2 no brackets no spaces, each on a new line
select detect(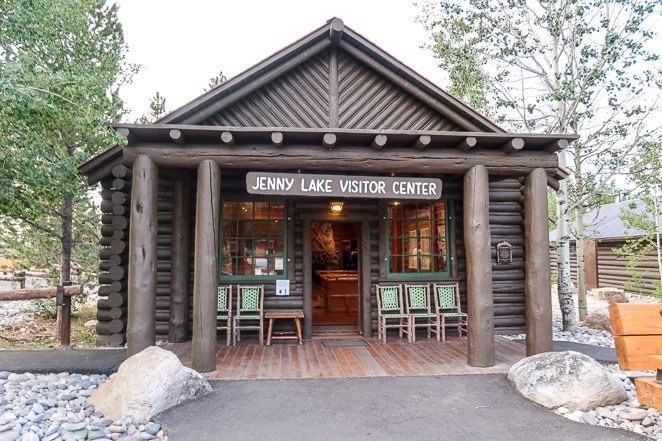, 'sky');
116,0,445,122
